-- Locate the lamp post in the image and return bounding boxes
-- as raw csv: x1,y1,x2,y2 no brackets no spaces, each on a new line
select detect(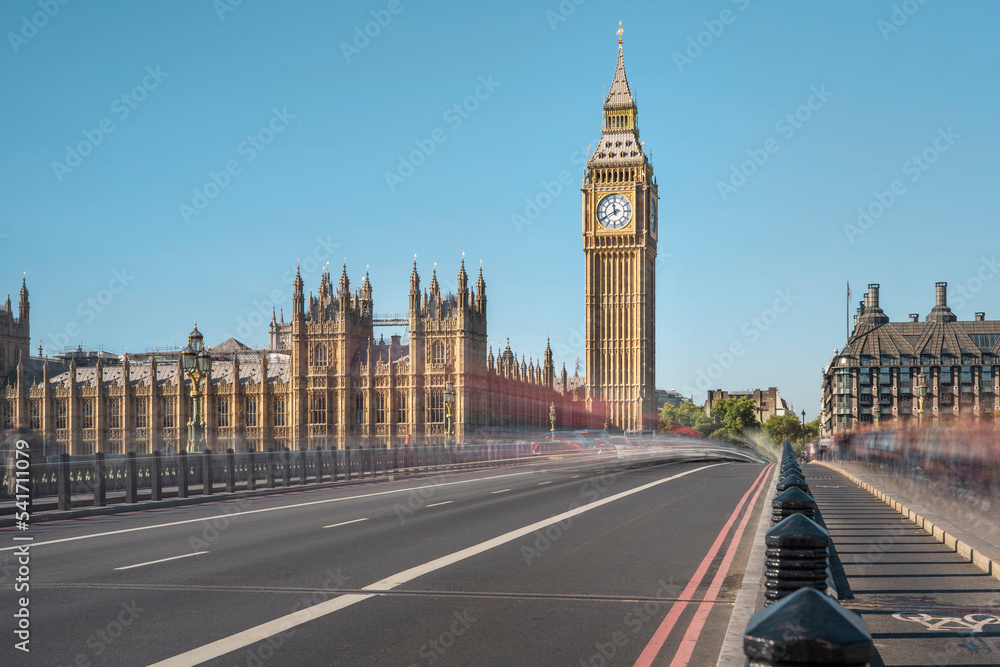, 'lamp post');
443,378,455,448
549,402,556,434
916,372,927,427
180,323,211,452
801,408,806,443
872,372,882,429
